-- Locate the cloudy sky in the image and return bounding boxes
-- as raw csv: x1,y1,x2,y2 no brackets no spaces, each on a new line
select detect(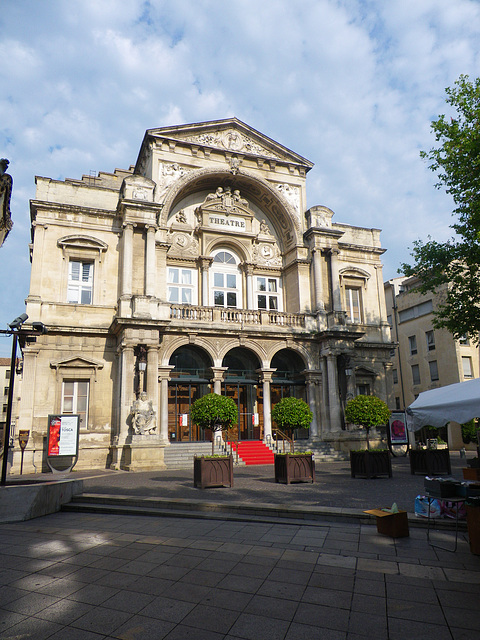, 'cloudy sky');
1,0,479,355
